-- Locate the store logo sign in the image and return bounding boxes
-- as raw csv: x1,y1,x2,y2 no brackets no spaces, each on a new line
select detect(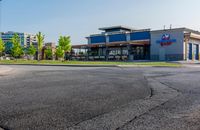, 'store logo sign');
156,34,176,46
